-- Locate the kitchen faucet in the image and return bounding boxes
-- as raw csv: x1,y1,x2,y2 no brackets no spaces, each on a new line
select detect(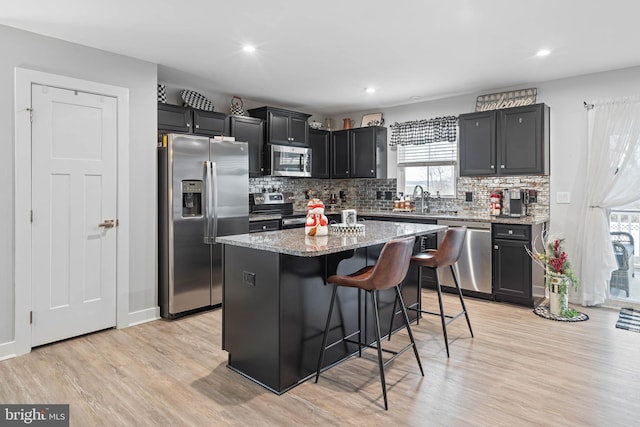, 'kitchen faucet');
412,185,430,213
